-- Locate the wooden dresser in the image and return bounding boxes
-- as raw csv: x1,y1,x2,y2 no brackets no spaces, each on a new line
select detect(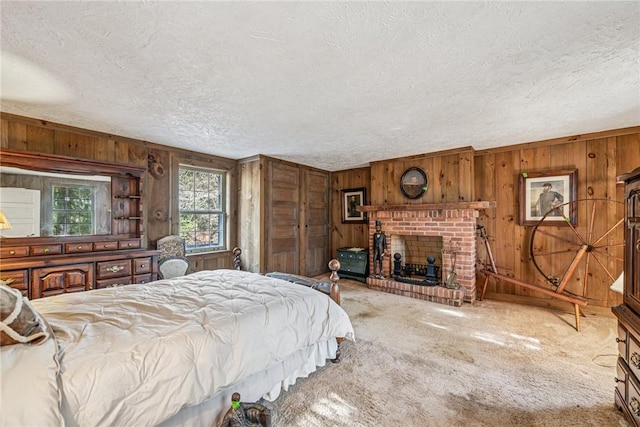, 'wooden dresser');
0,149,159,299
1,237,158,299
613,166,640,426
